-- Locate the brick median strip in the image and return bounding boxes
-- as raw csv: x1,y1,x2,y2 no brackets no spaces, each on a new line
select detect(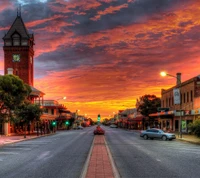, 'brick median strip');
84,135,120,178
